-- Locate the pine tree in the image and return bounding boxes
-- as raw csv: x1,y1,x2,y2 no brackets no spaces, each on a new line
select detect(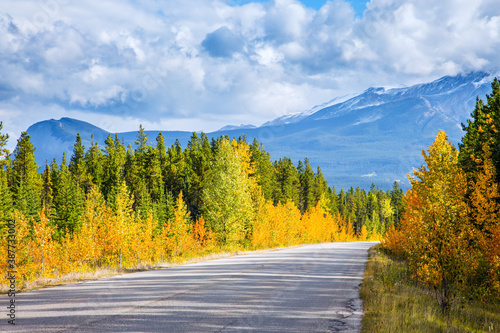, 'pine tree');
0,121,9,167
390,181,404,225
184,132,211,217
0,164,12,235
459,78,500,182
69,133,87,189
85,135,103,189
41,162,53,209
312,166,328,204
102,134,126,208
325,186,339,215
298,159,316,212
10,132,42,218
0,122,12,234
249,138,275,200
53,154,85,237
273,157,300,207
